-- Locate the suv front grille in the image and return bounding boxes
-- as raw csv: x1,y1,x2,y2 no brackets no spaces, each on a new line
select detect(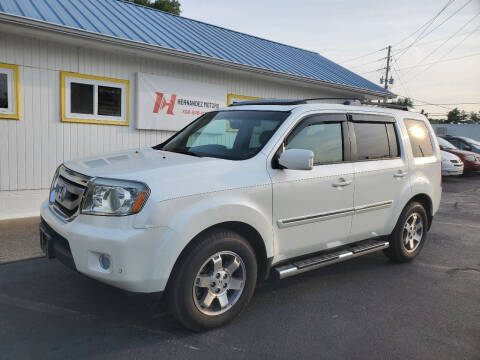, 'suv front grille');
50,165,91,221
